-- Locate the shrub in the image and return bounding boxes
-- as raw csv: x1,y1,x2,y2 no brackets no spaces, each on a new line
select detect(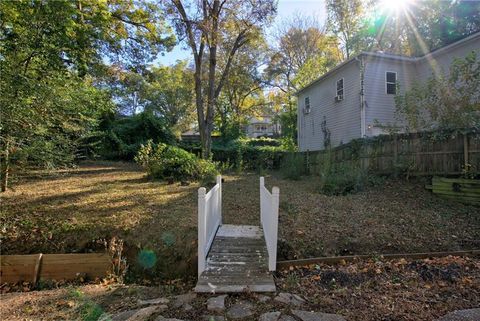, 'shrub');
280,152,306,180
135,141,217,183
320,163,367,195
99,112,175,160
318,161,384,196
